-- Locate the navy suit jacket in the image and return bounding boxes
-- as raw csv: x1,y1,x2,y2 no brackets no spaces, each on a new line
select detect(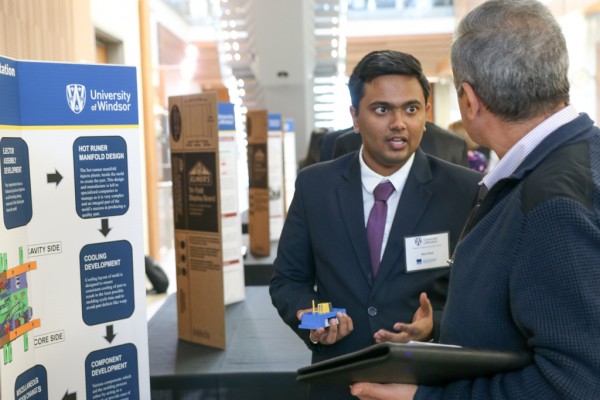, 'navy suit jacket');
333,121,469,167
270,149,481,366
320,126,354,162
